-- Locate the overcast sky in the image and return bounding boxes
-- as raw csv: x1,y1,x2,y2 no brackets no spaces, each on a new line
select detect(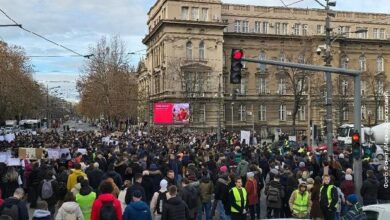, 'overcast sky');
0,0,389,100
